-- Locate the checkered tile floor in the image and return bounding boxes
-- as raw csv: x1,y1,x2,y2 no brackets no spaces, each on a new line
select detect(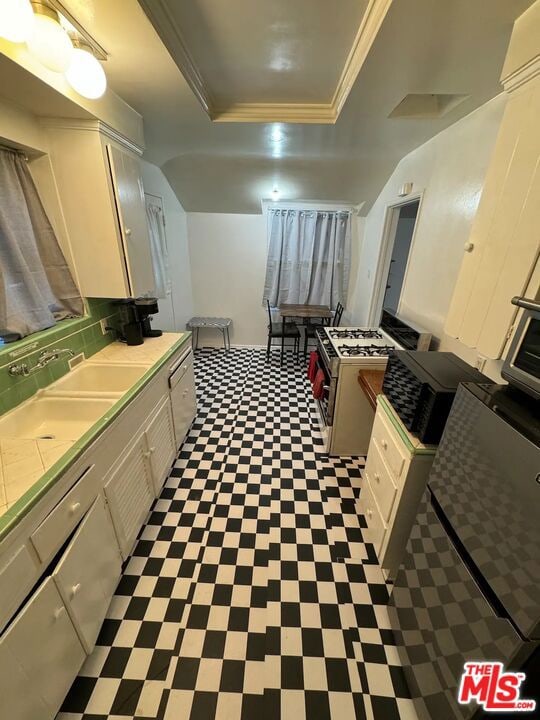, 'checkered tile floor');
58,348,419,720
